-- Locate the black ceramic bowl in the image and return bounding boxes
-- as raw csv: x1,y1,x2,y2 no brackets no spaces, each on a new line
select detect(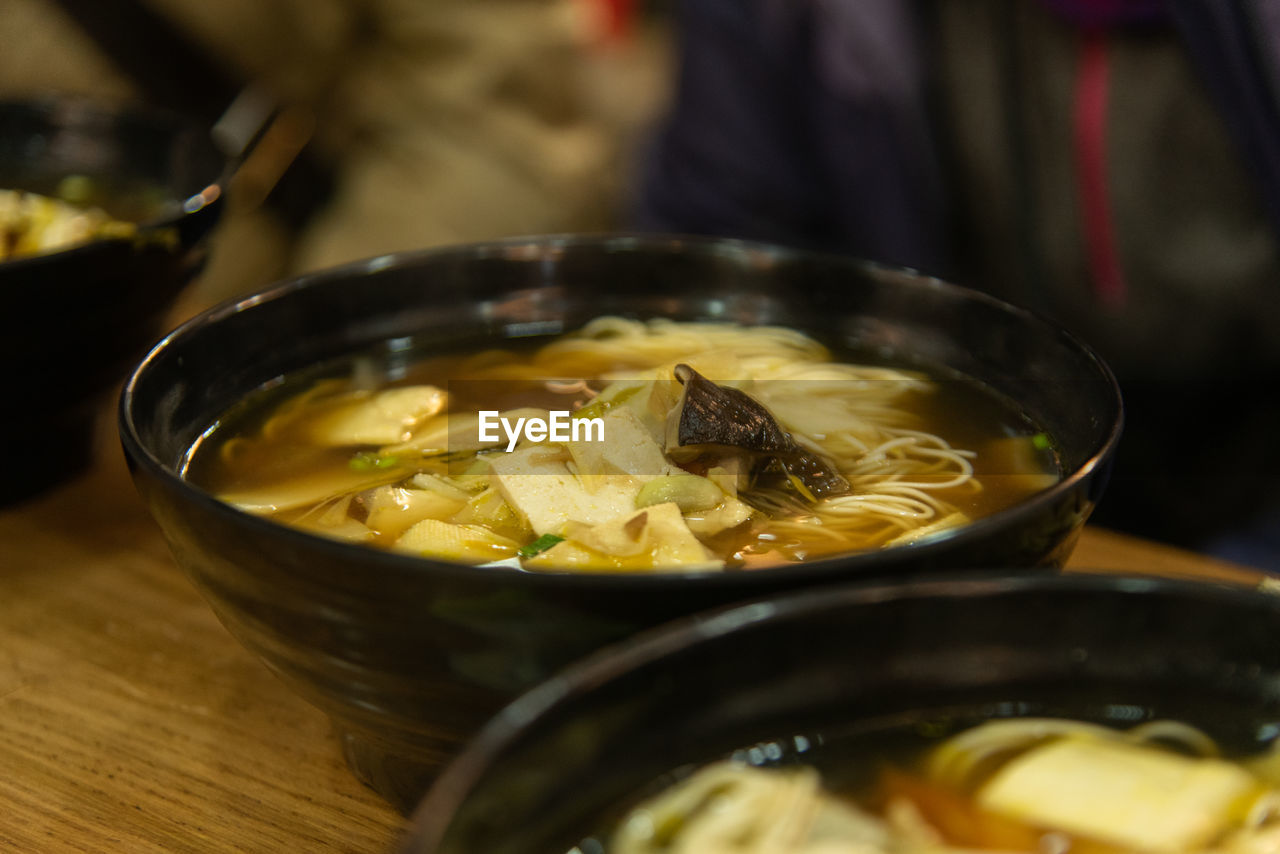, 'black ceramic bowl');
401,573,1280,854
118,234,1122,811
1,98,224,504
